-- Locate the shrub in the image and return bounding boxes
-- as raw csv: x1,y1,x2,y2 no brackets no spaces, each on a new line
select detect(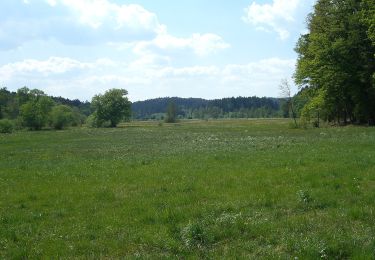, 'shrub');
71,109,86,127
20,96,54,130
0,119,14,133
50,105,74,130
85,113,110,128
